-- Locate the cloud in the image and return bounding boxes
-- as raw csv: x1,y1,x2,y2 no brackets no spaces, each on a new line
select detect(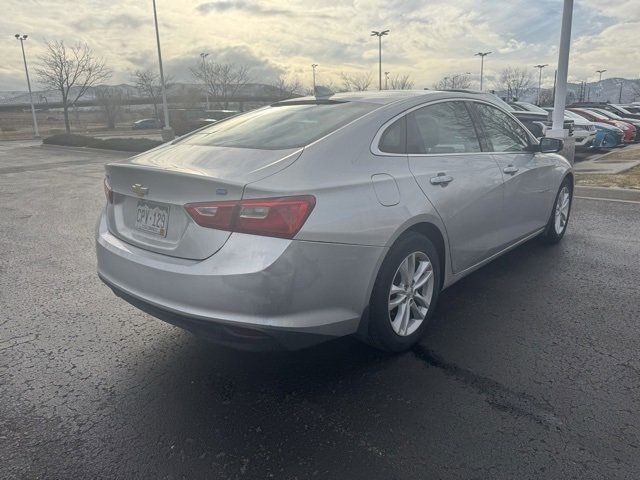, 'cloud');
0,0,639,93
